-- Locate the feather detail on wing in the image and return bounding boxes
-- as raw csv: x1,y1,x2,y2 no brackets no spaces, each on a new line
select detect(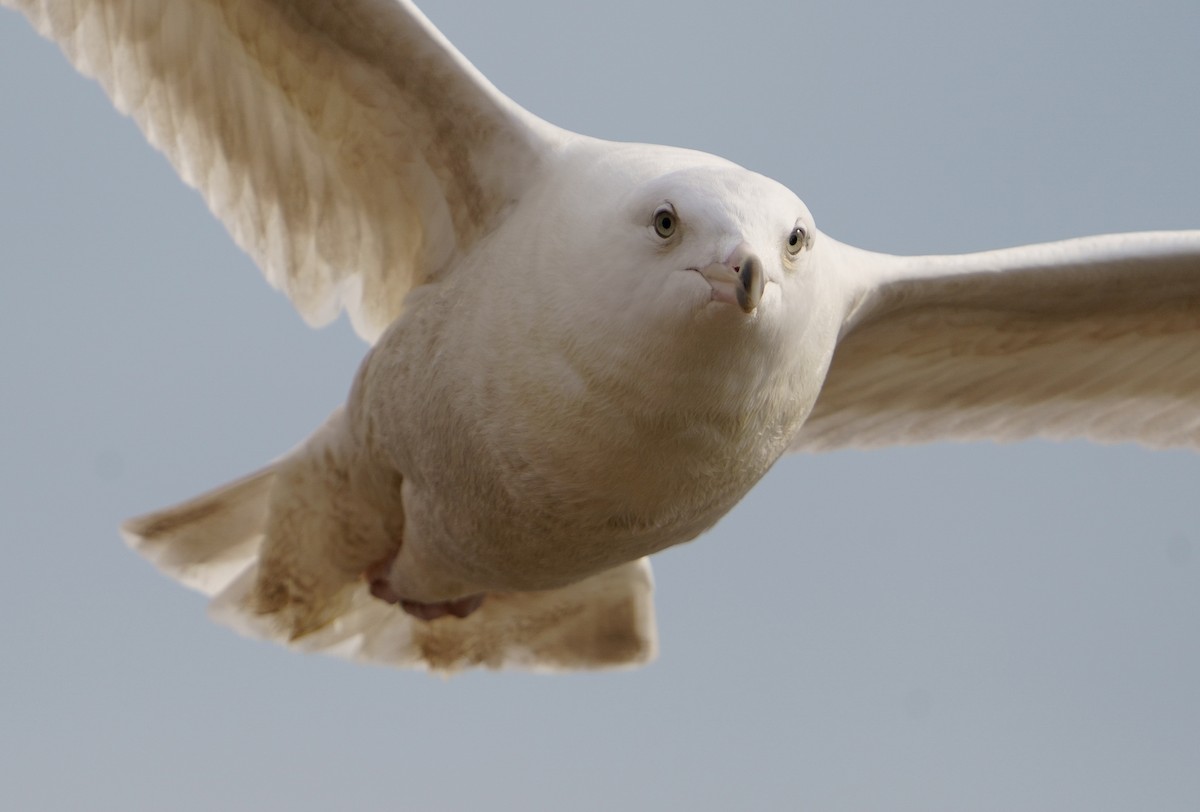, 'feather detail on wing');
794,231,1200,451
5,0,564,341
